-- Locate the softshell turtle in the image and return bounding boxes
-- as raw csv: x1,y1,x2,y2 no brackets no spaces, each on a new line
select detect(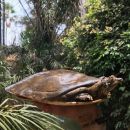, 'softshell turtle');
5,69,123,103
